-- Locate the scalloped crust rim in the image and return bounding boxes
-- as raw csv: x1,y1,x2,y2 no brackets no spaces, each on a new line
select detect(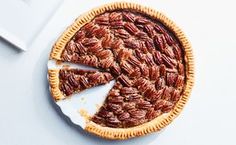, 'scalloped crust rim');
48,2,194,140
48,69,65,101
